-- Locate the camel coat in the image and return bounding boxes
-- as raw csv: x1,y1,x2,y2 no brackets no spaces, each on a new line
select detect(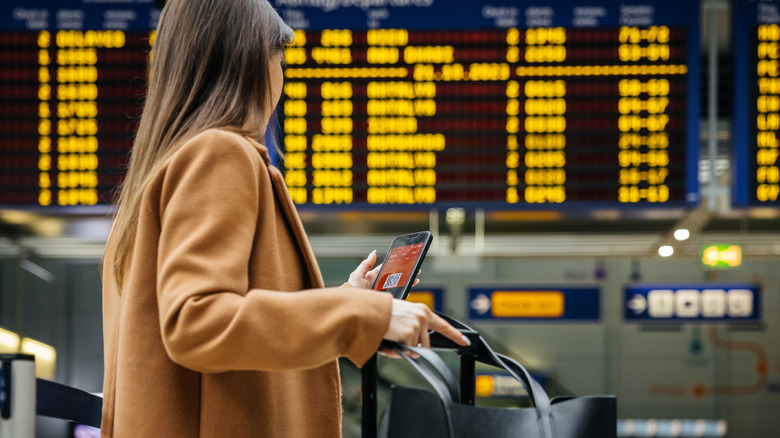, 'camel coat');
101,129,393,437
